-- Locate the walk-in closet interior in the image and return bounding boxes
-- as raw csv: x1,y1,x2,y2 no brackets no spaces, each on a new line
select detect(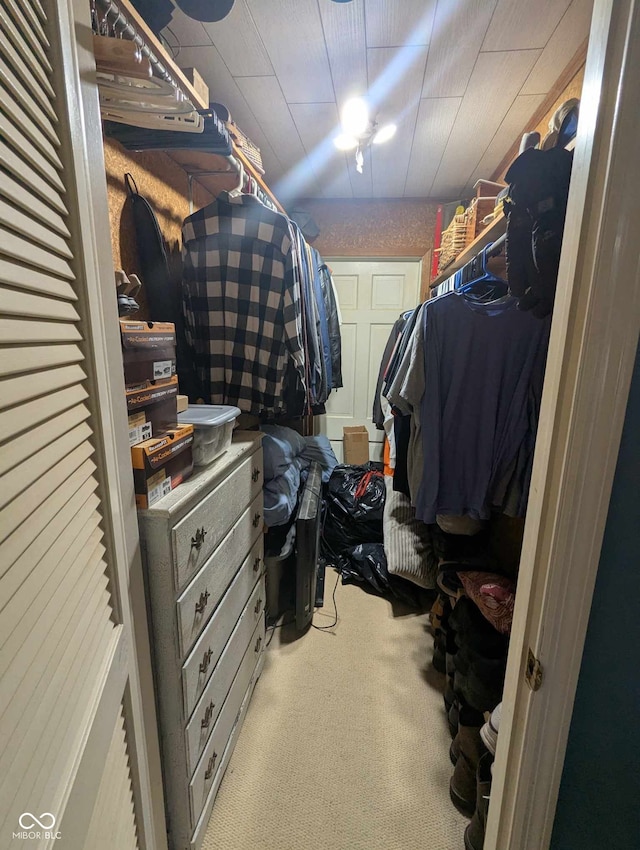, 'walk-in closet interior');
3,1,640,850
